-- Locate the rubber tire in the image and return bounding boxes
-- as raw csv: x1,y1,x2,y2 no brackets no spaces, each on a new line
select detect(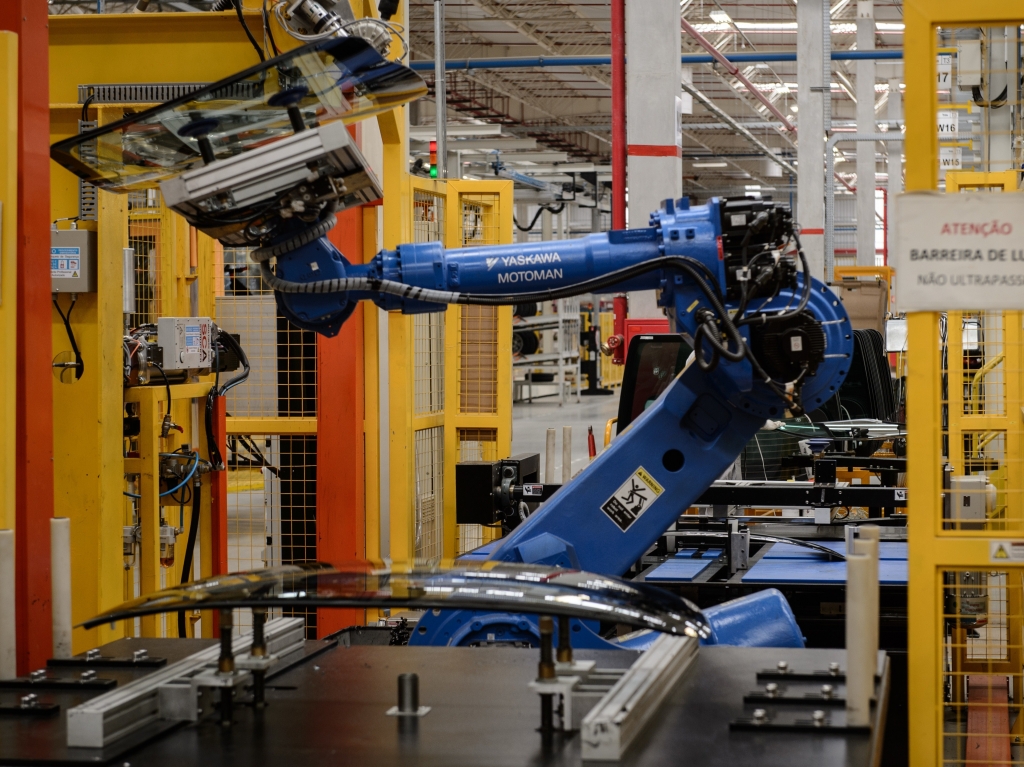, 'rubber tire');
514,330,539,355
